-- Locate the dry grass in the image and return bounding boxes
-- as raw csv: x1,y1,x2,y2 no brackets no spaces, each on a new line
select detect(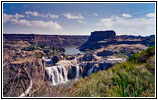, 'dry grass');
4,40,31,48
95,44,148,53
11,57,35,64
